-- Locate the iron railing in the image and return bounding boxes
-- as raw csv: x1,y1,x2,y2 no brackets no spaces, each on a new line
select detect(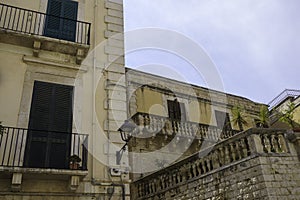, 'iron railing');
0,3,91,45
268,89,300,110
0,126,88,170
